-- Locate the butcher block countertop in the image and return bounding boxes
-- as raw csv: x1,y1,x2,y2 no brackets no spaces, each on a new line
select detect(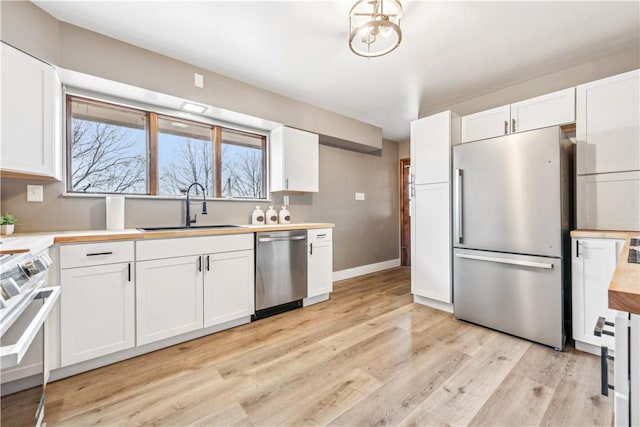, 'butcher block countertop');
572,230,640,315
1,223,334,252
